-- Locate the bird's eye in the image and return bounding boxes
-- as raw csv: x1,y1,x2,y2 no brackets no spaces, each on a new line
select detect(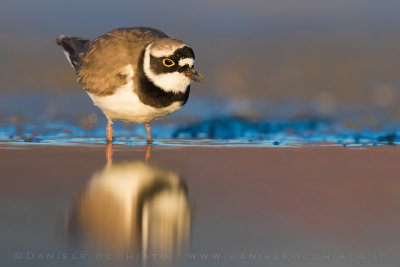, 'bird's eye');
163,58,175,67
